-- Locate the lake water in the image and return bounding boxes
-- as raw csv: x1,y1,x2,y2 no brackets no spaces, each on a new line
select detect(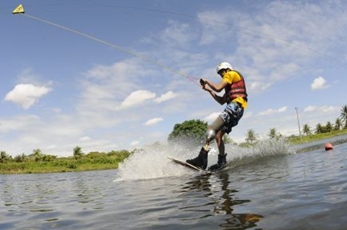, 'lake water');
1,139,347,229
